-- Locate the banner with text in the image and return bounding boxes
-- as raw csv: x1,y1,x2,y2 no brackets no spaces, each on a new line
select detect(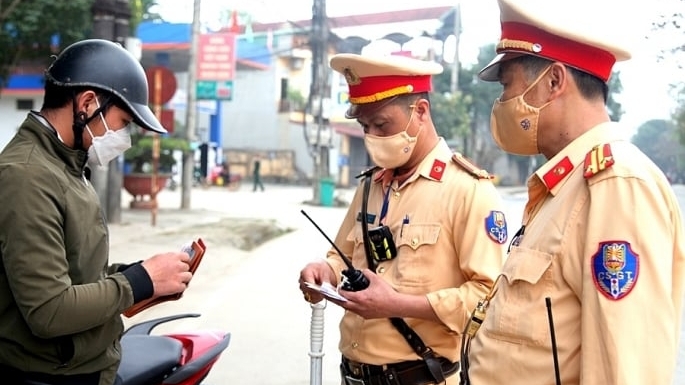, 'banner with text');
196,33,236,101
